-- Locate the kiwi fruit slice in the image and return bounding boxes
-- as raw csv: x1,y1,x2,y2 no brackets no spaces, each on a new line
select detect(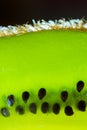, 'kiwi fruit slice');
0,19,87,130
